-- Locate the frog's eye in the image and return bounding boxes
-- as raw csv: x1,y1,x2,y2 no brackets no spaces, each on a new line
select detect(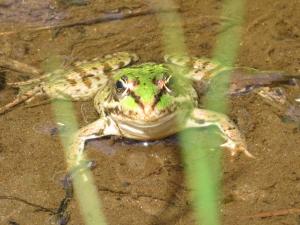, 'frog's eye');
115,80,126,94
116,80,124,88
